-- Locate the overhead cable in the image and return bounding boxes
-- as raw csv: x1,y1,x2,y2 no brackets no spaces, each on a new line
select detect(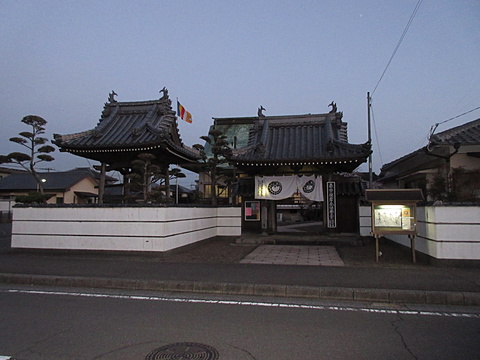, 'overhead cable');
428,105,480,139
372,0,423,95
